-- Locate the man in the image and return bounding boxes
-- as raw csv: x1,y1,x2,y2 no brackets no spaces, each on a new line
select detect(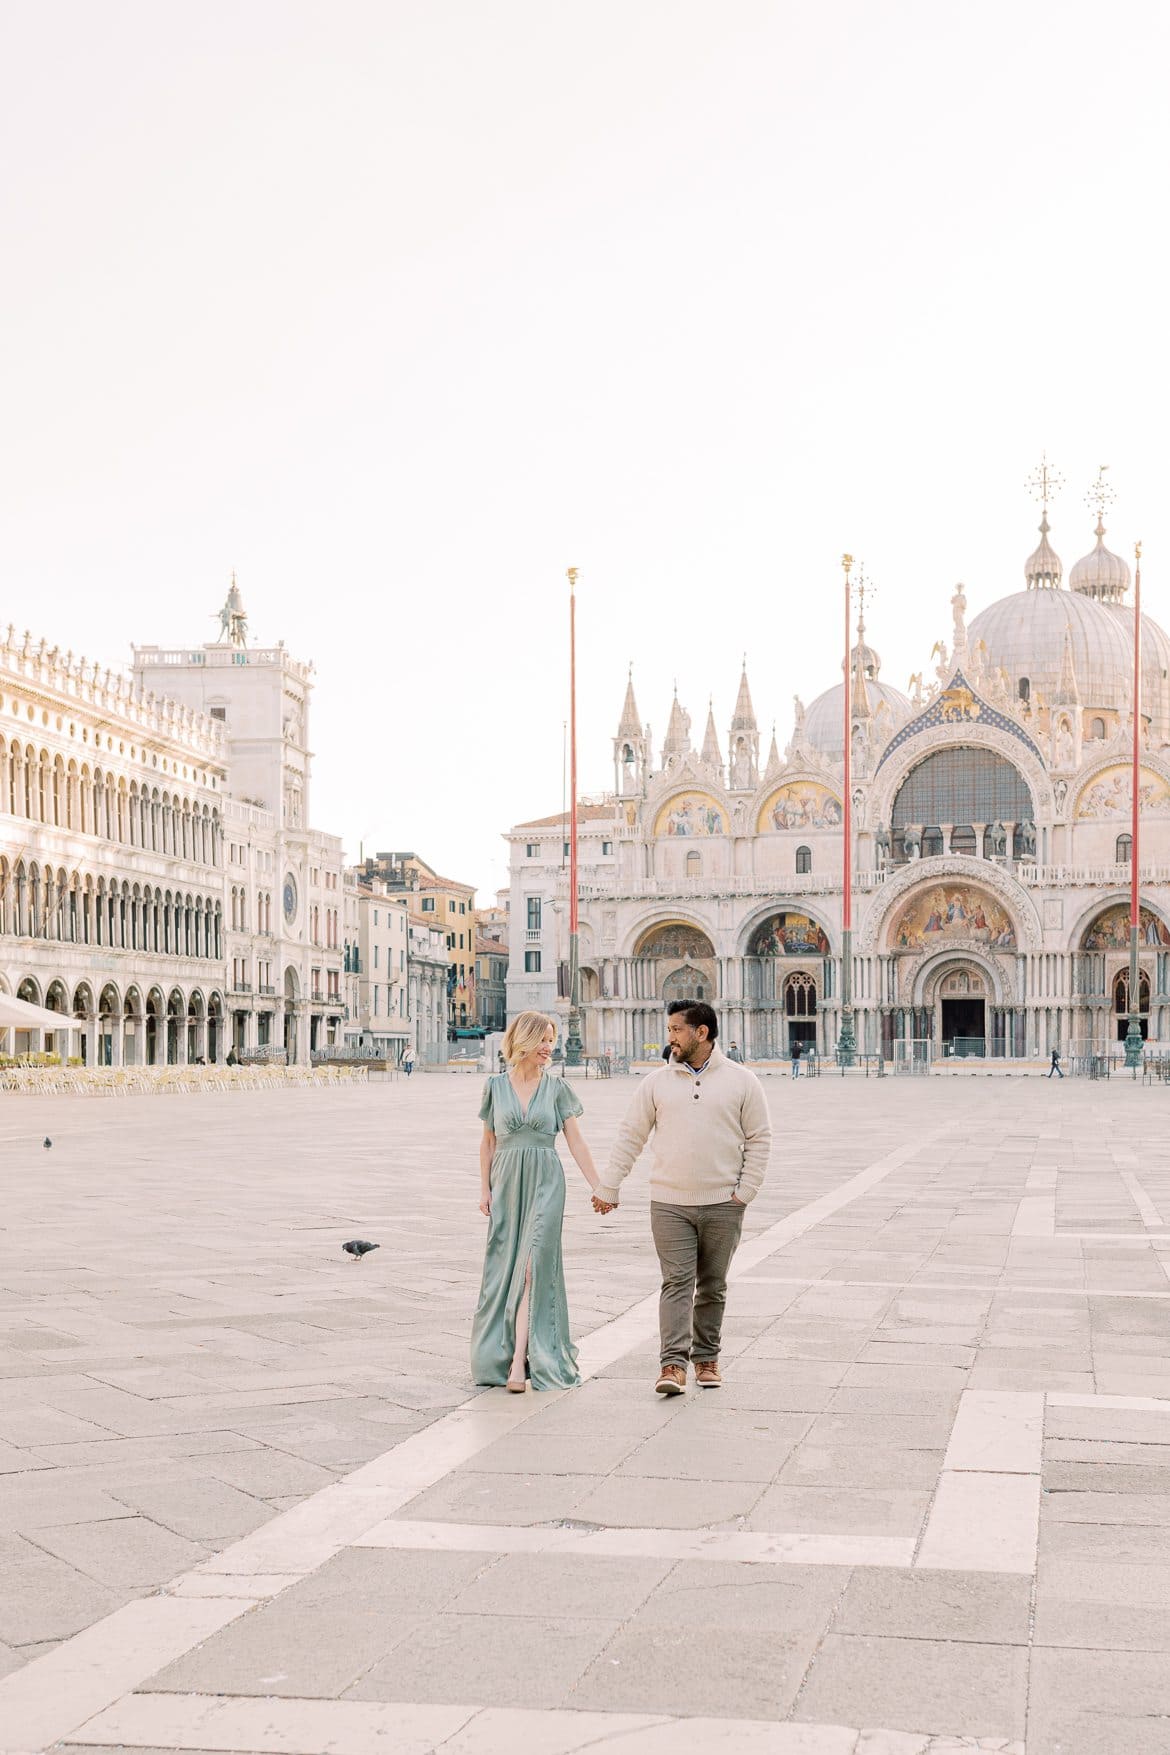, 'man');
403,1044,416,1077
790,1037,802,1078
1048,1046,1063,1079
593,1002,771,1396
727,1041,744,1063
